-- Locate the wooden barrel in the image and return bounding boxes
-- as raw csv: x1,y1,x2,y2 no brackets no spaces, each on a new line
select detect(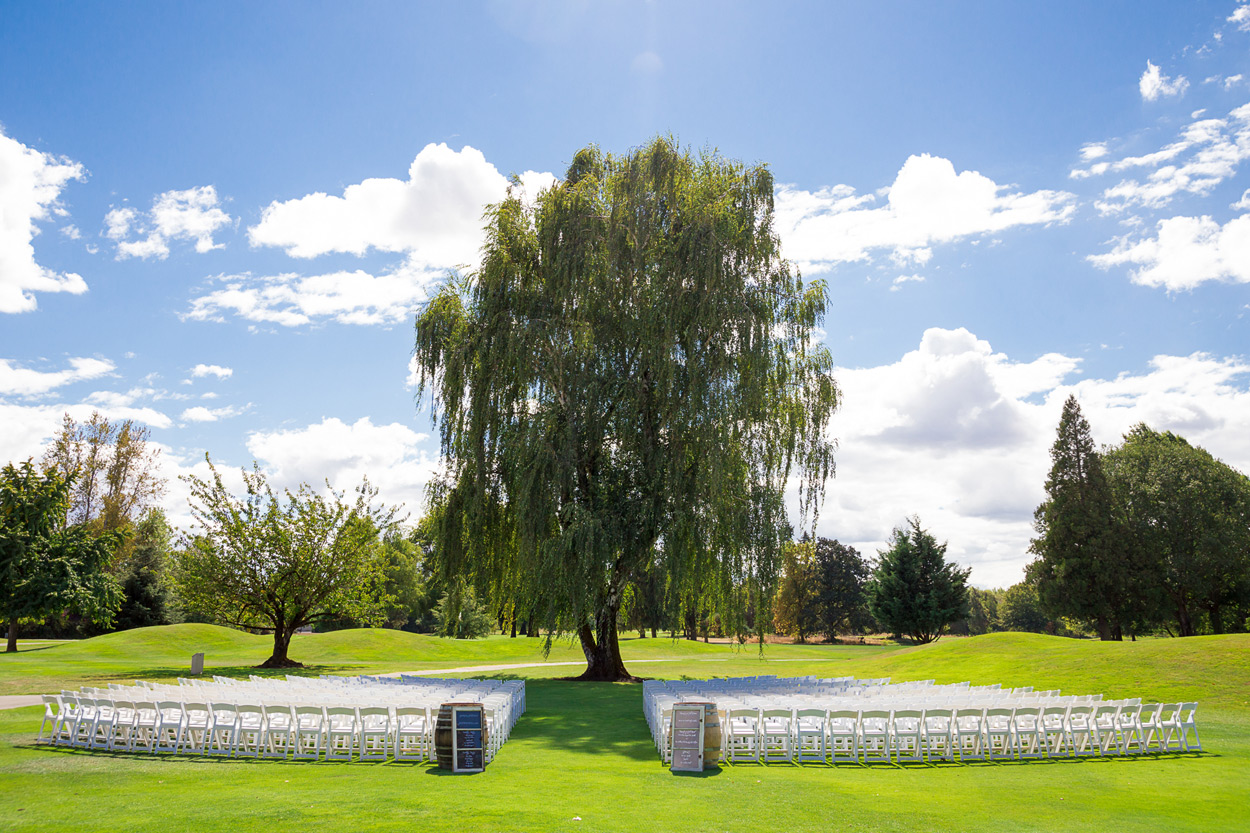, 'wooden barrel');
702,703,722,766
434,703,490,770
